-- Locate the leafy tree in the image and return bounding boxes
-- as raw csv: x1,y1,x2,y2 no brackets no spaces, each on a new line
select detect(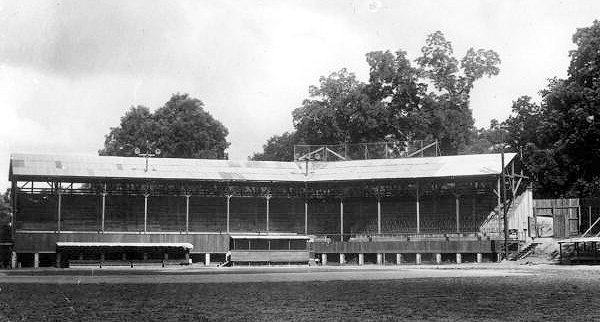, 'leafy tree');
251,132,301,161
100,93,230,159
254,31,500,159
504,20,600,197
0,190,11,243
